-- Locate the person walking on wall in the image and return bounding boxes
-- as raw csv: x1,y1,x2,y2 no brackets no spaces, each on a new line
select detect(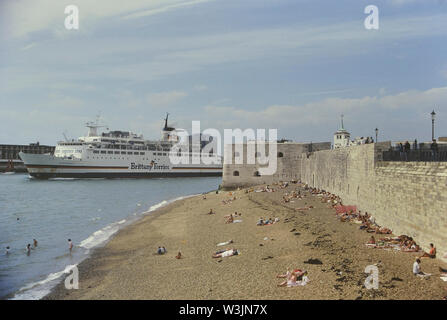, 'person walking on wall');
404,141,411,161
431,139,438,161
